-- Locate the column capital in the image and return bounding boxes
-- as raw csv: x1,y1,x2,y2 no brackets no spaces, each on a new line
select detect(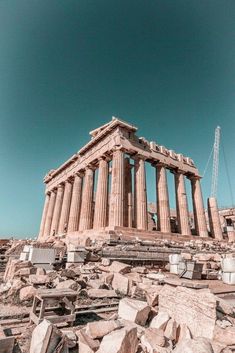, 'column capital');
188,175,202,181
111,146,126,154
133,153,147,162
